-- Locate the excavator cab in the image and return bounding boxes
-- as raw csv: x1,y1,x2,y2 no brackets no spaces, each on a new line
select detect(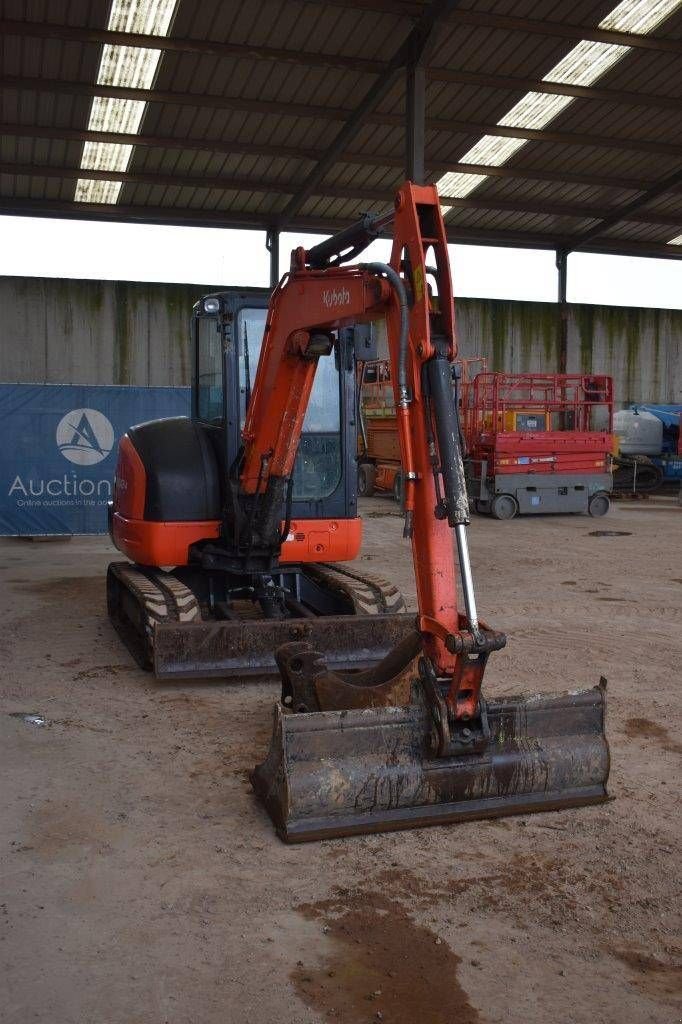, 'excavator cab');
193,290,357,525
107,289,412,681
